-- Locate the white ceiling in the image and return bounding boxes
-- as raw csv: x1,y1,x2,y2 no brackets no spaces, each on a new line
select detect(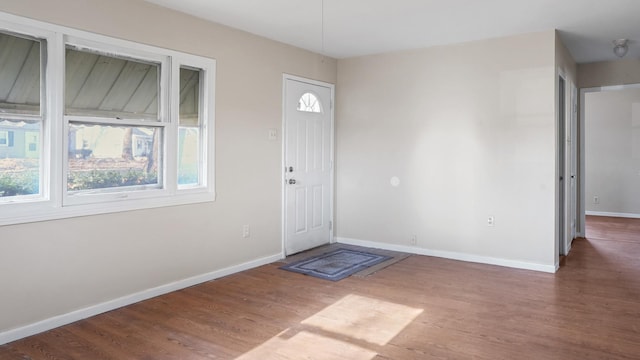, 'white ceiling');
144,0,640,63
